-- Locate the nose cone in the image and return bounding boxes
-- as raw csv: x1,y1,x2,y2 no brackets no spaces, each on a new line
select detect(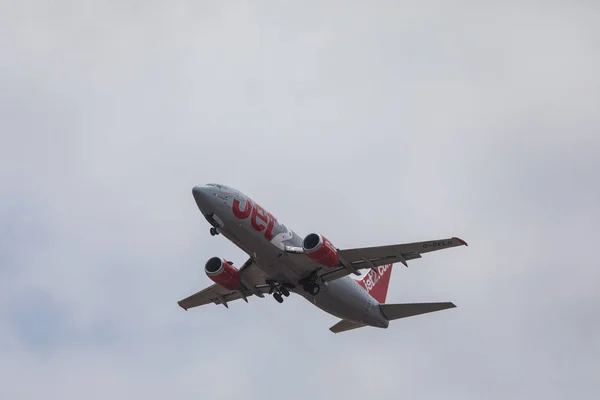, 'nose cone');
192,185,213,210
